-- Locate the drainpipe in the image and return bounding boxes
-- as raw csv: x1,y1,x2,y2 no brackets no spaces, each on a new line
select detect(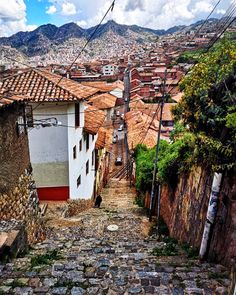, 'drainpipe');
199,172,223,260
